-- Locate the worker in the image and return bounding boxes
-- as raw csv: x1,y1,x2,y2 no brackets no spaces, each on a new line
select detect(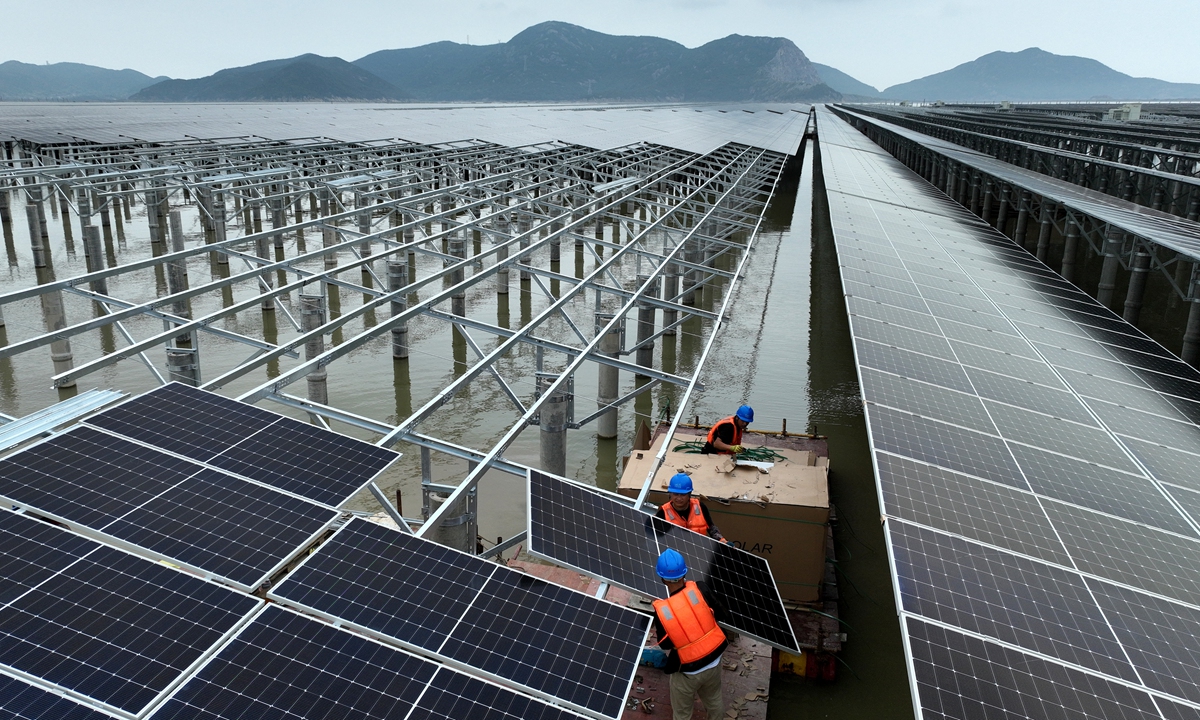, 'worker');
656,473,728,543
701,405,753,455
652,548,728,720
